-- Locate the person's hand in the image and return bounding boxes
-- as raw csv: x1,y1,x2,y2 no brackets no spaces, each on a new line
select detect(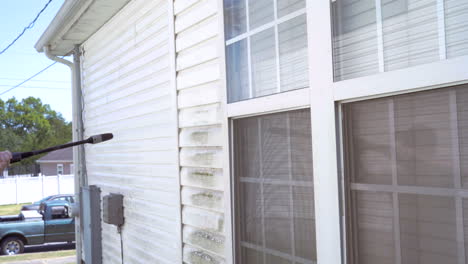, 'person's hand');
0,151,12,171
